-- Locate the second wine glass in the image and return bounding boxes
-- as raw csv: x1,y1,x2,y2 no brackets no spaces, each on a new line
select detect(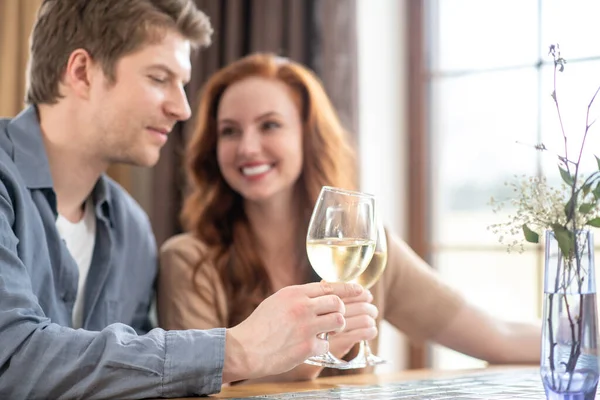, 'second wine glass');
305,186,377,368
345,215,388,368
